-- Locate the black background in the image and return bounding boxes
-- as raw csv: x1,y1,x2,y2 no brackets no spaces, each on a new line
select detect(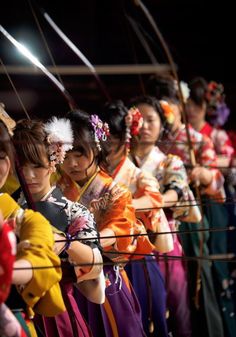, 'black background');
1,0,235,128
